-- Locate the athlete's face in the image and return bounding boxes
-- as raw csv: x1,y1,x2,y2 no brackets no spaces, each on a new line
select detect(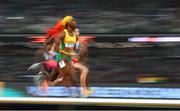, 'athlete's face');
68,19,76,30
